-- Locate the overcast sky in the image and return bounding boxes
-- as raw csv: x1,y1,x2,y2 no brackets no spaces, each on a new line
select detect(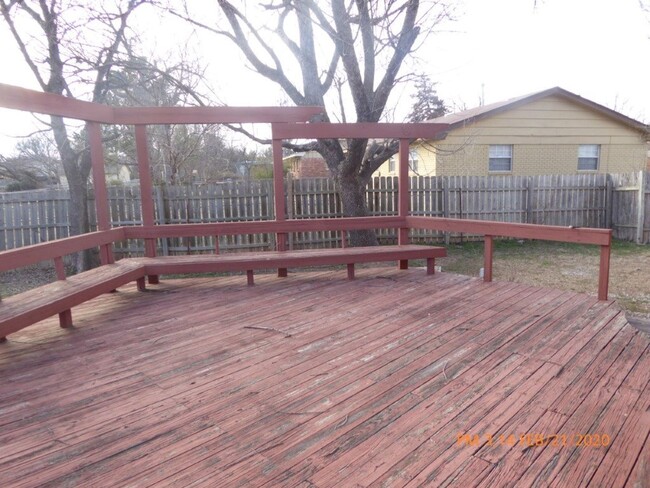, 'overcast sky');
0,0,648,154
